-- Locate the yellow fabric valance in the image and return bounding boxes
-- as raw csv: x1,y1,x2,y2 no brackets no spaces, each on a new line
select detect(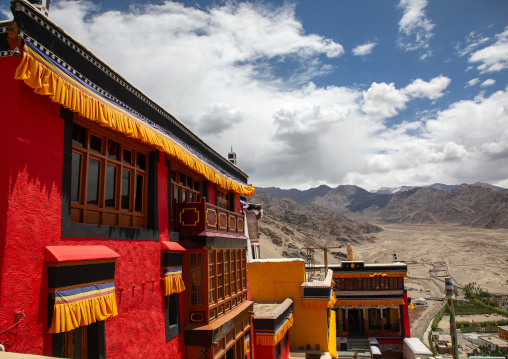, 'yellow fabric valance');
163,266,186,296
49,283,118,334
302,291,337,309
244,335,250,354
370,273,387,277
15,42,254,197
255,313,294,346
333,272,407,279
328,309,337,358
